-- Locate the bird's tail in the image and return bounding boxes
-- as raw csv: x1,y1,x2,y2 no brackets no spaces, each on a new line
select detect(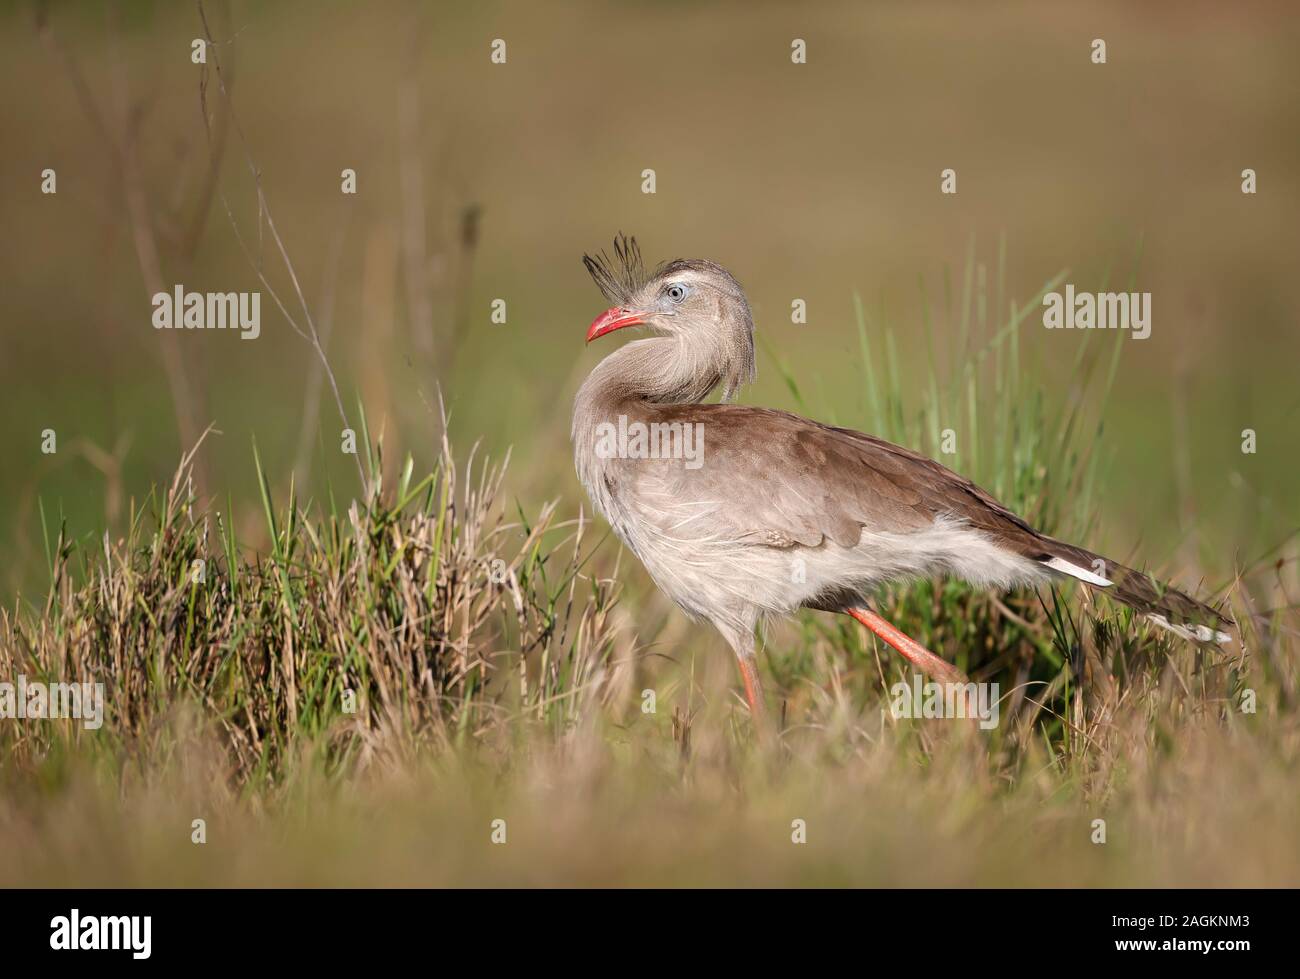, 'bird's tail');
1033,537,1234,644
